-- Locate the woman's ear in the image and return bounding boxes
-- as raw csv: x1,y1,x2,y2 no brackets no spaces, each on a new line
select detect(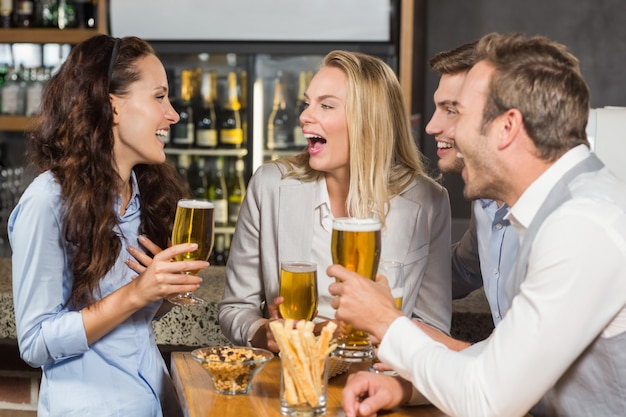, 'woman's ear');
110,93,120,124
